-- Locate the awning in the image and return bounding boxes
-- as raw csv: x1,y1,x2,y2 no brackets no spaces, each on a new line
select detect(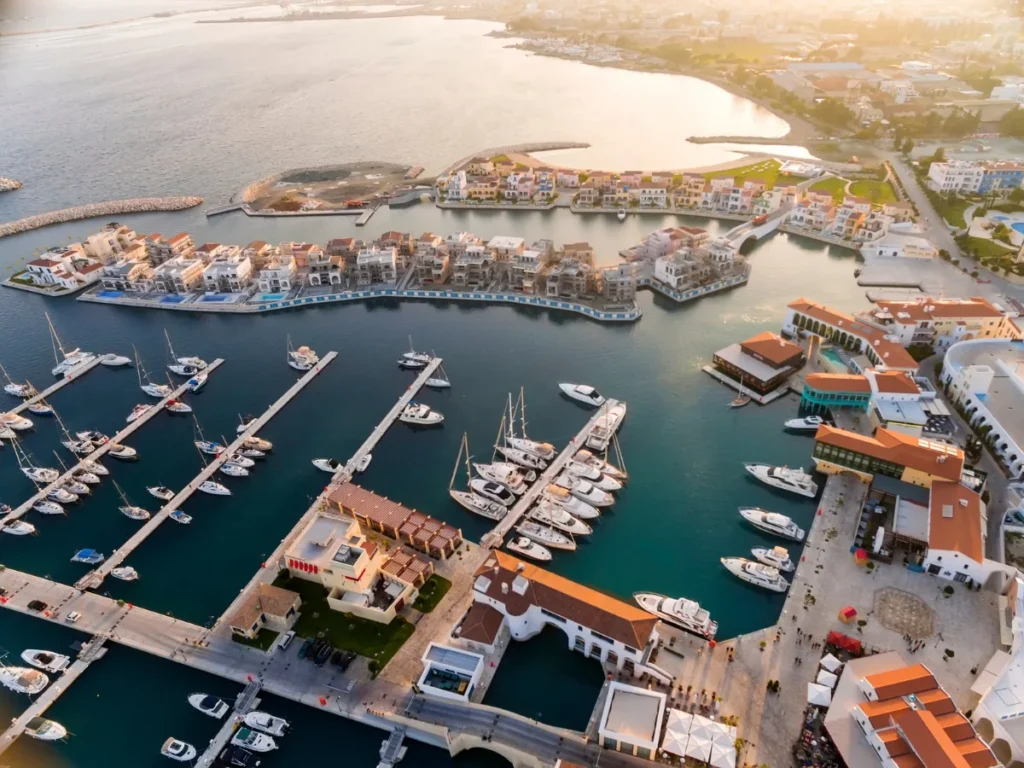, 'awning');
820,653,843,673
684,715,715,762
808,682,833,706
661,709,691,757
709,723,738,768
817,669,838,688
827,630,863,655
